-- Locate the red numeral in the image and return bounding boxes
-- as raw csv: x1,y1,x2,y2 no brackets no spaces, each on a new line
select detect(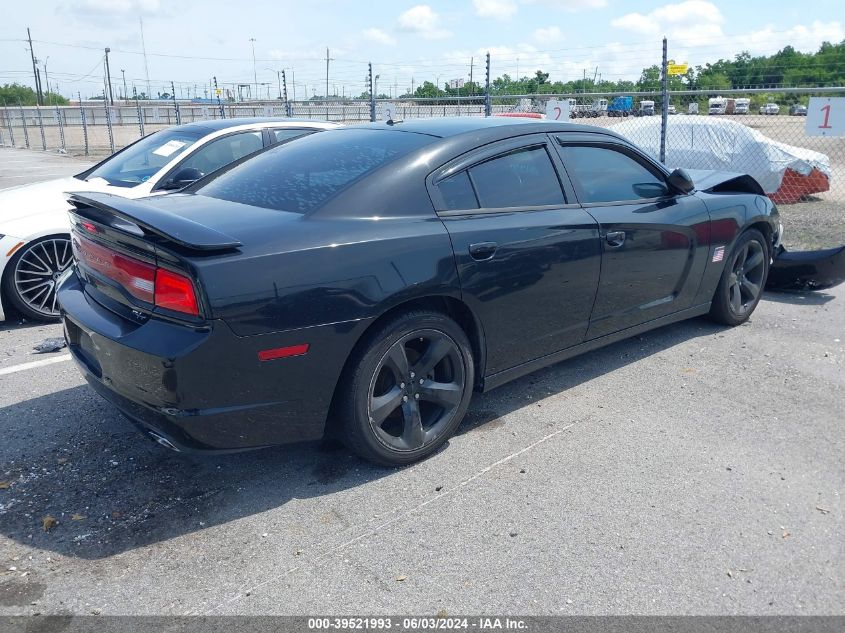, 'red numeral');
819,104,832,129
